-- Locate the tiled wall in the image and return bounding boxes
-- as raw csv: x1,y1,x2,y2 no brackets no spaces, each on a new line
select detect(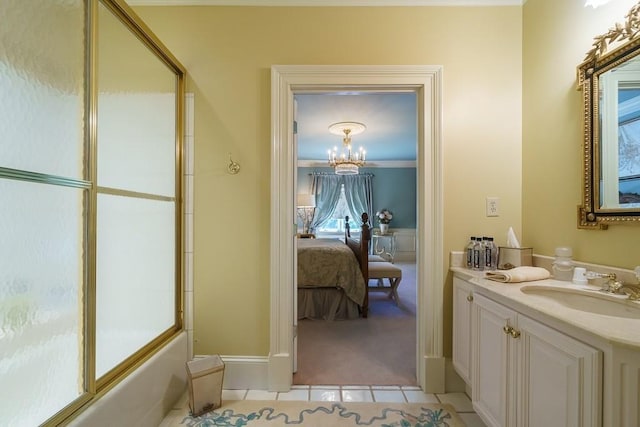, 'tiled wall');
184,93,194,360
